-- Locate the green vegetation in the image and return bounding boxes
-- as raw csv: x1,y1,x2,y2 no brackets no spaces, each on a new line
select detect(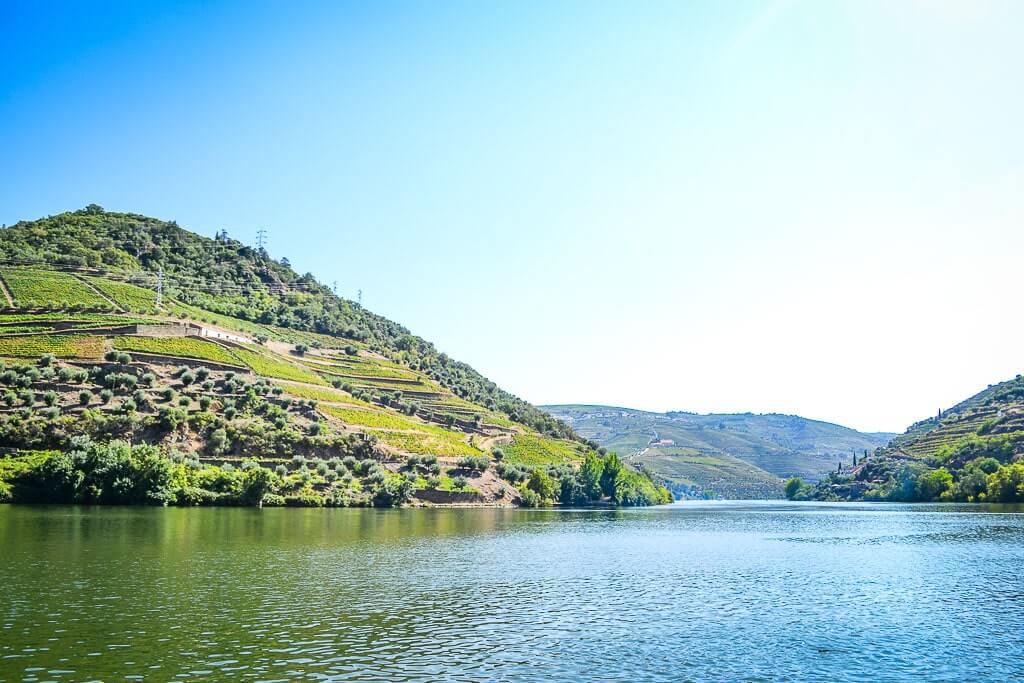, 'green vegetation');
0,325,56,334
321,405,430,431
0,437,413,507
543,404,894,499
501,433,585,467
113,336,242,366
633,447,783,499
0,334,104,359
0,269,110,309
369,429,481,457
801,374,1024,503
497,451,672,507
0,207,572,437
0,312,158,325
0,206,672,508
230,347,327,385
302,355,420,380
87,277,159,311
